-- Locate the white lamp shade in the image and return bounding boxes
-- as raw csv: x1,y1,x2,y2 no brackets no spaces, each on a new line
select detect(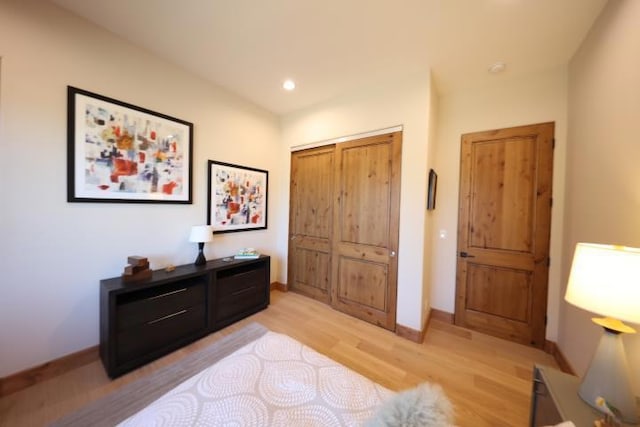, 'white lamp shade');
565,243,640,325
188,225,213,243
